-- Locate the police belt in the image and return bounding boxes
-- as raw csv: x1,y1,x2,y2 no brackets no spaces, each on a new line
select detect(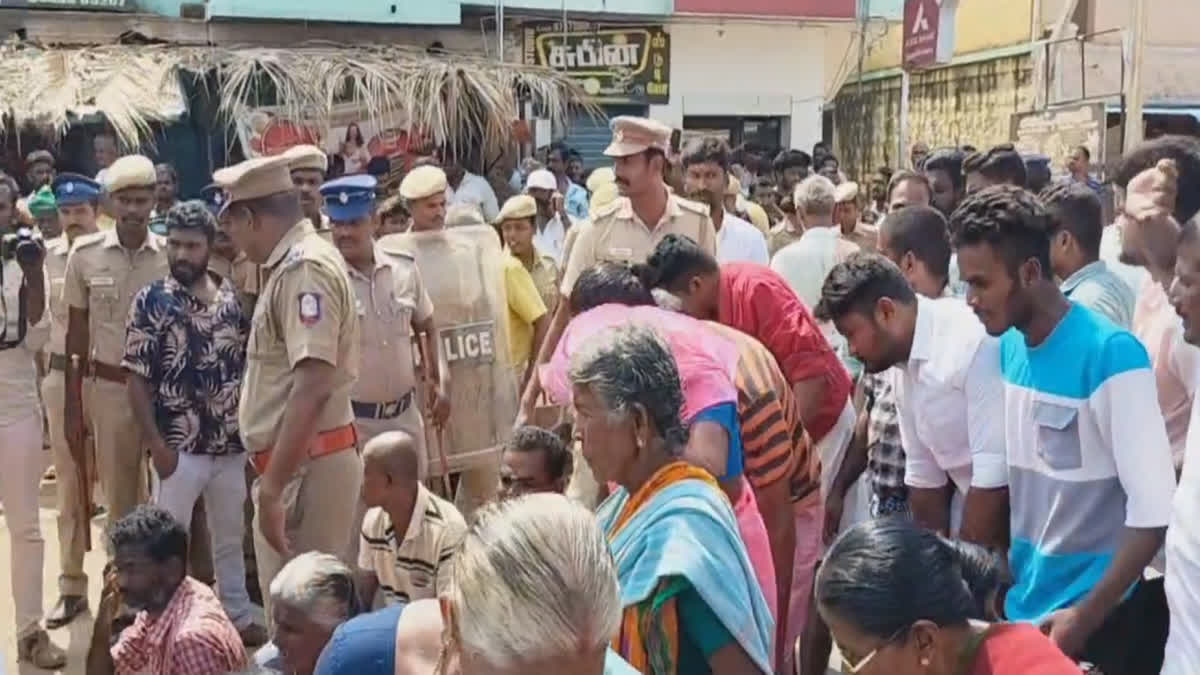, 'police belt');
47,353,69,372
250,423,358,475
88,360,126,384
352,390,415,420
